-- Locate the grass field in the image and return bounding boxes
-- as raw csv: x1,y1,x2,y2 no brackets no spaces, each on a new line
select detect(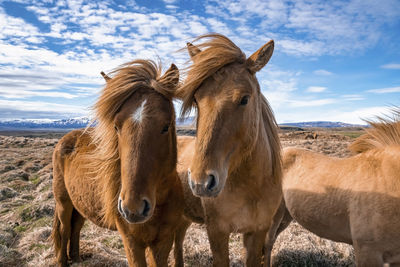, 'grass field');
0,128,362,266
